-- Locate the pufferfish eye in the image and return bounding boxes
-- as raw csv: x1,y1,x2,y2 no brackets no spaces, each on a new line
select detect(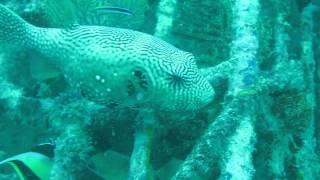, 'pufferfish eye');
166,72,187,88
